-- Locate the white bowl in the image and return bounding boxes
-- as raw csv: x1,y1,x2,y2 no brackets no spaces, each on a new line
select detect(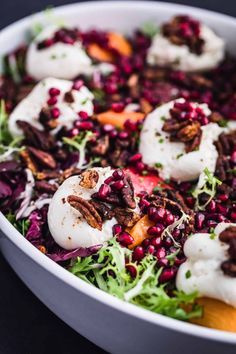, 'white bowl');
1,2,236,353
